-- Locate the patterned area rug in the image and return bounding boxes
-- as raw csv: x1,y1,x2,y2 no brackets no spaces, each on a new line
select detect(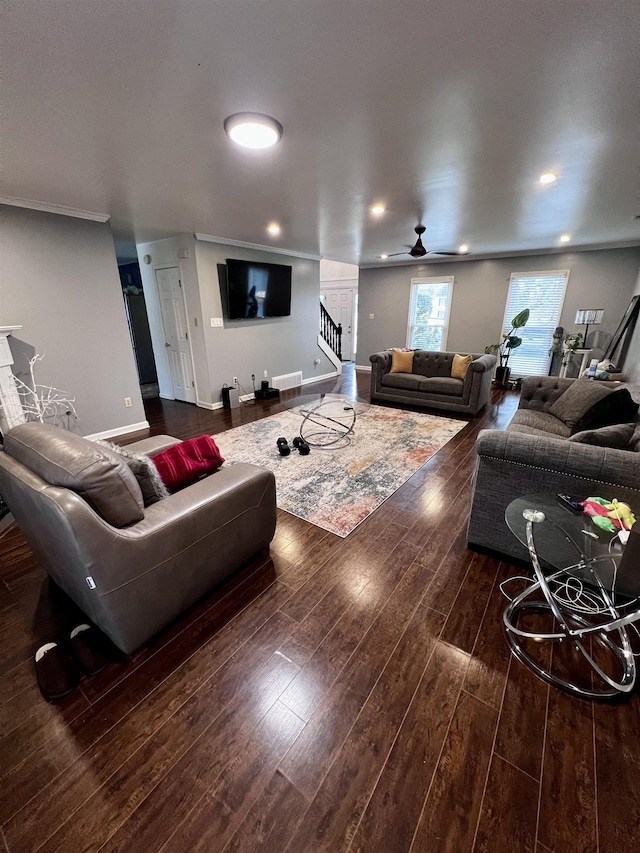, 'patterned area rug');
215,400,465,537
